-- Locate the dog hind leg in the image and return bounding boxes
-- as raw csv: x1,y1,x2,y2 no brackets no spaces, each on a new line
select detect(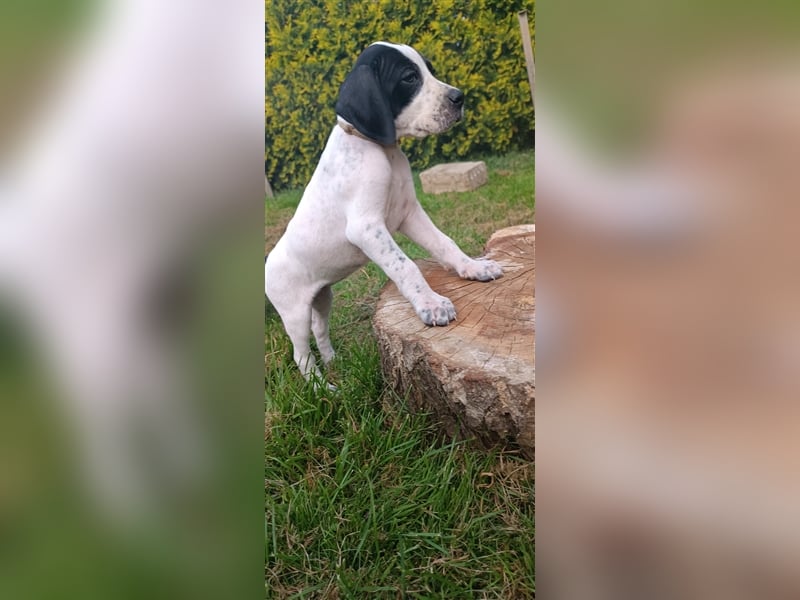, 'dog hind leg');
266,256,328,386
267,281,323,385
311,285,335,366
281,307,325,383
